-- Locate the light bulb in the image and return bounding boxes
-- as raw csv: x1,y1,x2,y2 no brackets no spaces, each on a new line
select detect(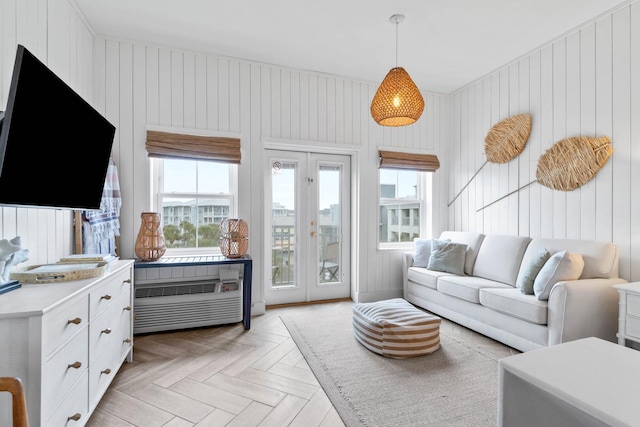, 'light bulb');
393,96,401,107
